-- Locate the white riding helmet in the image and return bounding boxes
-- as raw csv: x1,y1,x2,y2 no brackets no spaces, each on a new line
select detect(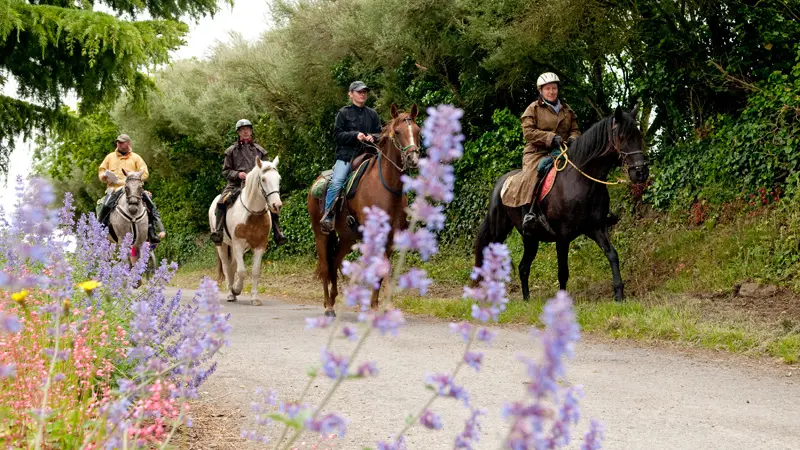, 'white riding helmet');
536,72,560,90
236,119,253,131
